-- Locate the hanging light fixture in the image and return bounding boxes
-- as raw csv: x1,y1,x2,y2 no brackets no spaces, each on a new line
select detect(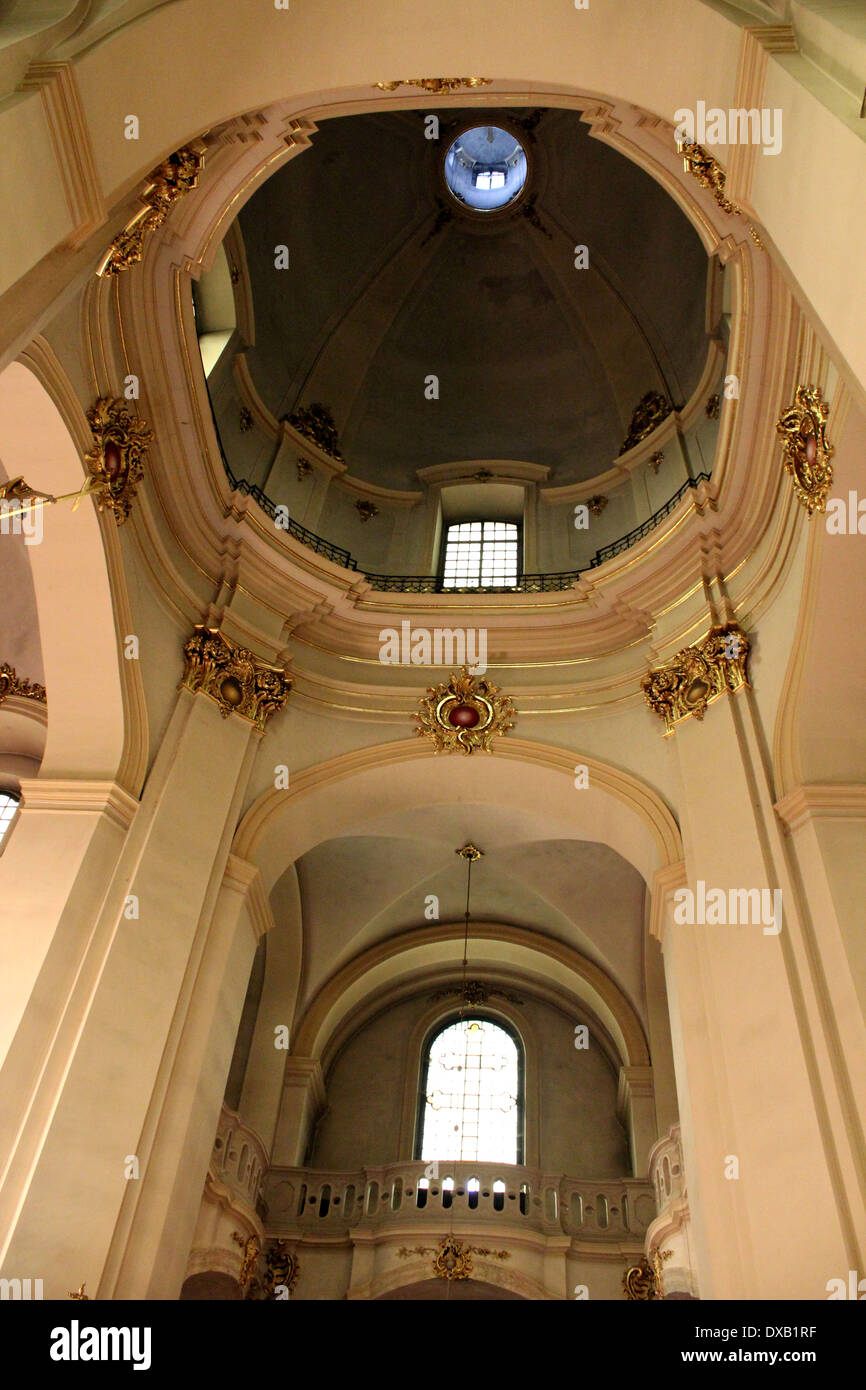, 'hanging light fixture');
455,842,483,1016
